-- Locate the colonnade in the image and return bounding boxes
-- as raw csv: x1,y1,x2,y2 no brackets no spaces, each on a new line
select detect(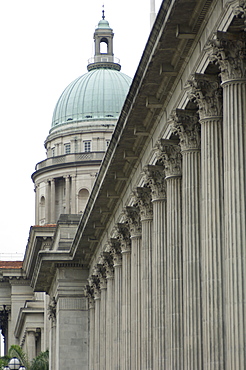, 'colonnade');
85,31,246,369
35,175,77,224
